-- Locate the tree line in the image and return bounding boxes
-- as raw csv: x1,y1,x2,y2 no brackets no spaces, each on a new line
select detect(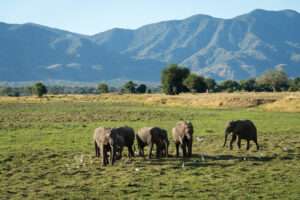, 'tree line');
1,64,300,97
161,64,300,94
0,82,157,97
